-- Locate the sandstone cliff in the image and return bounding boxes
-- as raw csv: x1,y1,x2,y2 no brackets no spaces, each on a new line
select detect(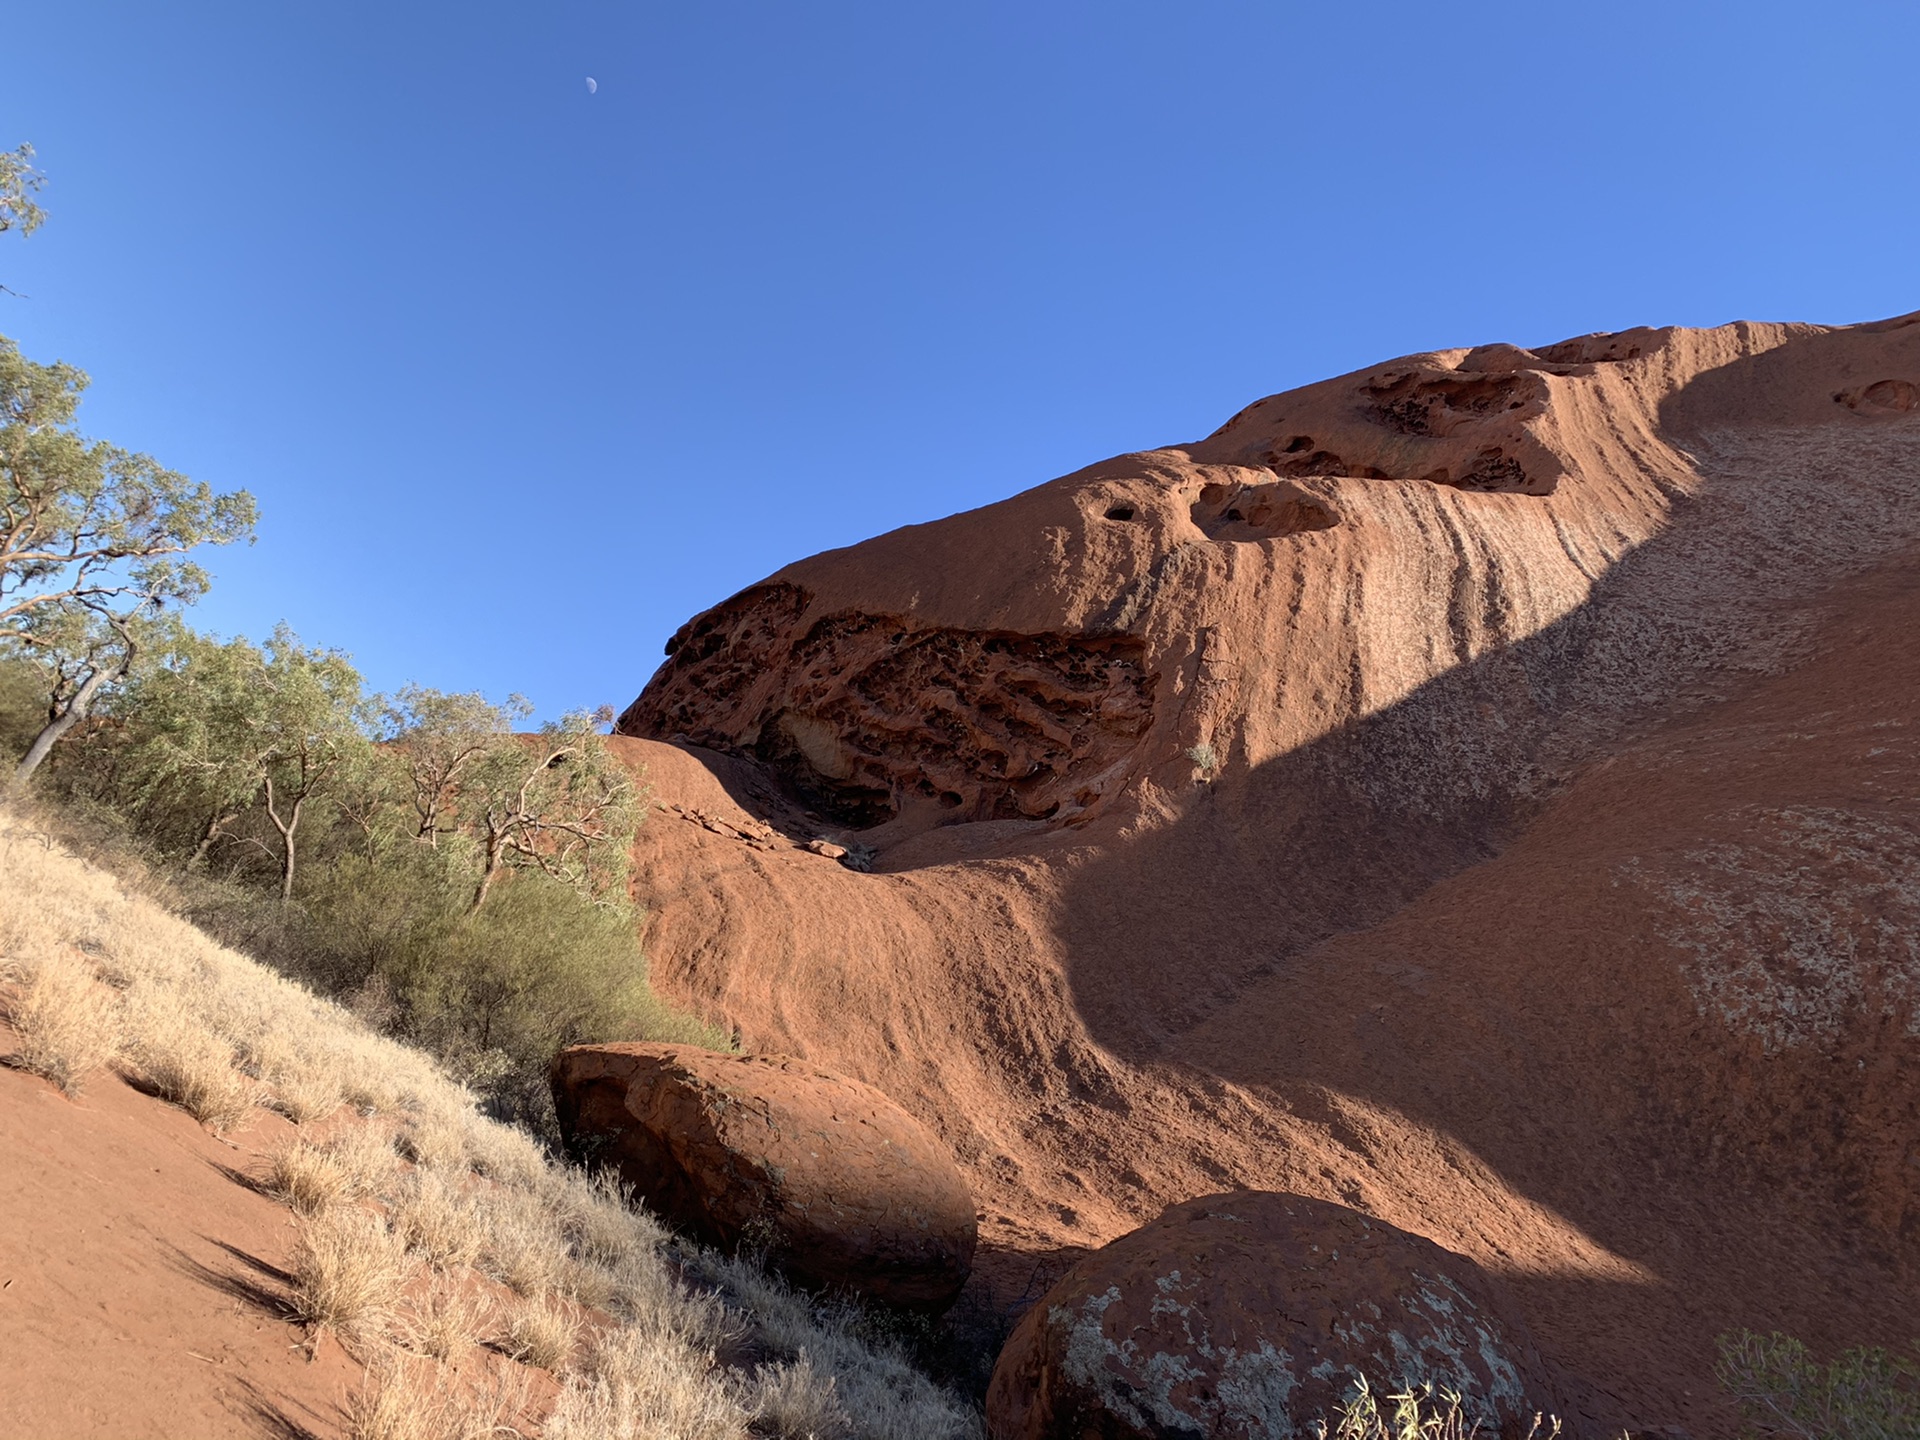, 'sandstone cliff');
614,314,1920,1435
